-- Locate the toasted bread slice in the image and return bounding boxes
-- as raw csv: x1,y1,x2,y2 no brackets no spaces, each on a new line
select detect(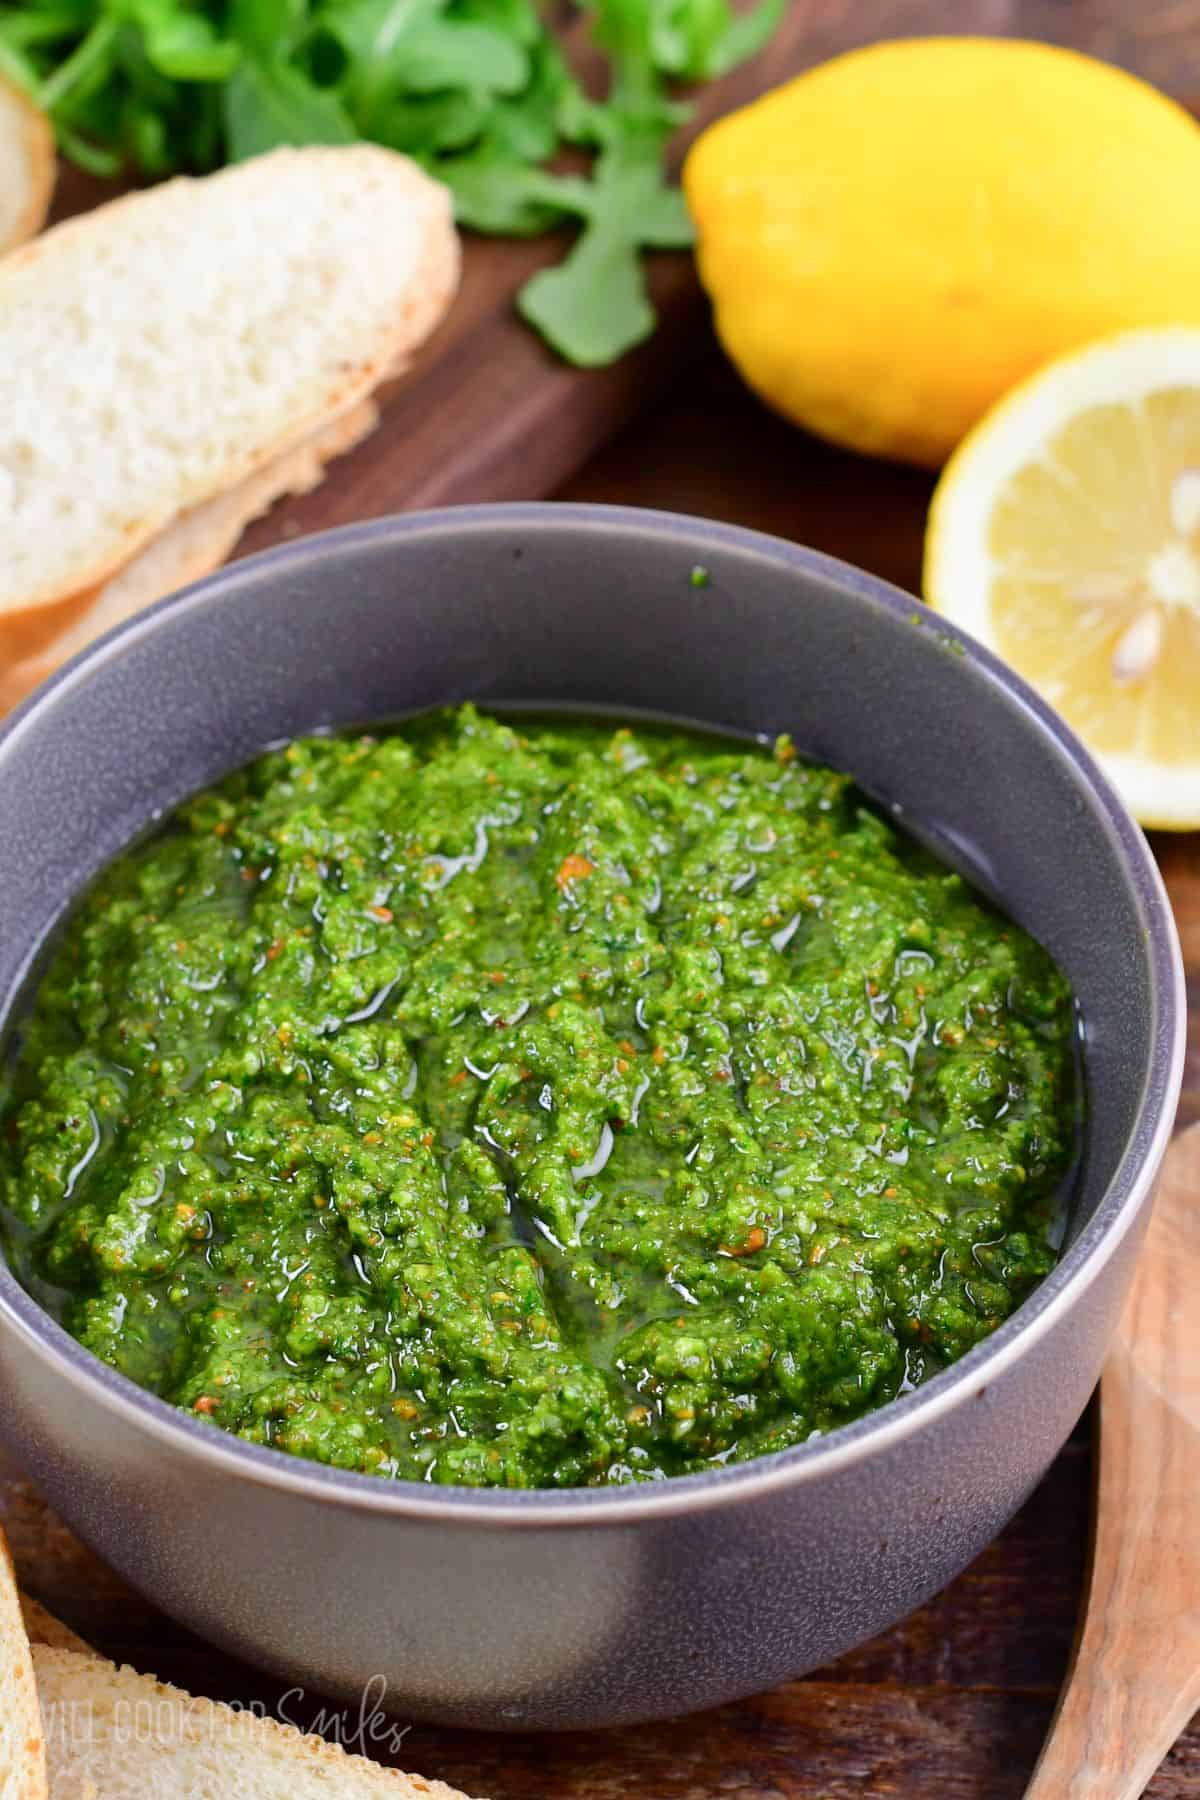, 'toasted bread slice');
0,144,457,620
18,1595,93,1660
0,398,378,709
0,1529,47,1799
0,76,53,254
33,1646,480,1800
